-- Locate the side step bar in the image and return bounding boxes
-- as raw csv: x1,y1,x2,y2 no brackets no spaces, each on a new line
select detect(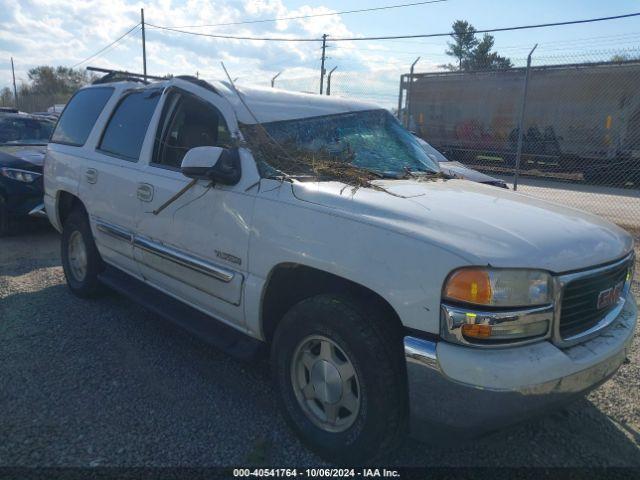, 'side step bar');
98,266,264,361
